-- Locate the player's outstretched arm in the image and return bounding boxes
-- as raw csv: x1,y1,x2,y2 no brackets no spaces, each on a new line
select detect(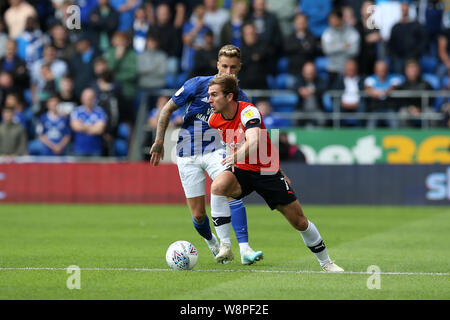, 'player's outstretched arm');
149,98,179,166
